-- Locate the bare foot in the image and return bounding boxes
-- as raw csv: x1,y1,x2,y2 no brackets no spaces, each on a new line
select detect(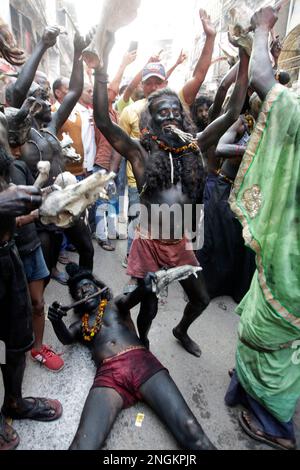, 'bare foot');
173,327,201,357
0,413,20,450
